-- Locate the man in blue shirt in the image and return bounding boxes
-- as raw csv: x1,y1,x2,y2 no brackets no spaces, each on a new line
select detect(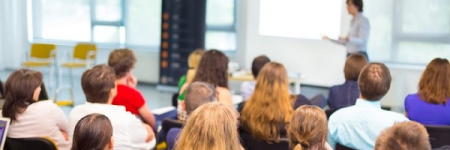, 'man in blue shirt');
328,62,409,150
